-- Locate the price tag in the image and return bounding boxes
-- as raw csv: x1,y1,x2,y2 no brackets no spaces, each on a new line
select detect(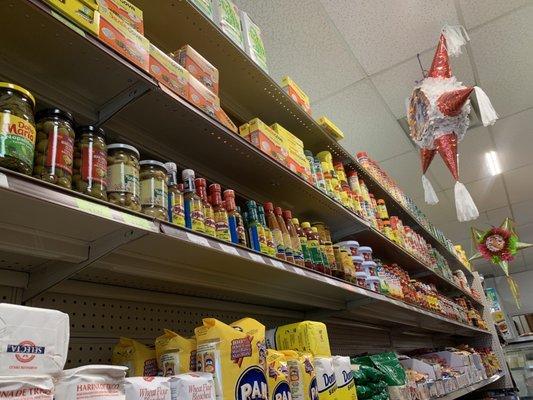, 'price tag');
293,267,306,276
219,243,239,256
77,198,112,219
249,253,265,264
271,259,284,269
122,213,156,231
325,277,336,286
0,173,8,188
187,233,211,247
